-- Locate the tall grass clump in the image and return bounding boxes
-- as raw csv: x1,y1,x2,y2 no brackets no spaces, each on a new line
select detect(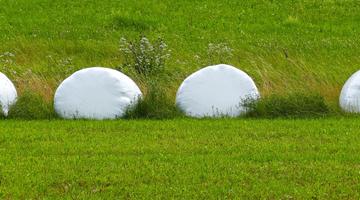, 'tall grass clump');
8,90,56,120
0,105,4,119
119,36,170,76
124,81,183,119
119,36,182,119
243,92,330,118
